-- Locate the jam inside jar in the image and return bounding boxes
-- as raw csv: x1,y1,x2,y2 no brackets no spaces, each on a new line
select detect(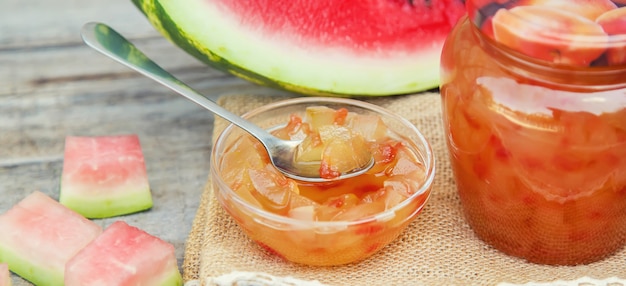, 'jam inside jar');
440,0,626,265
